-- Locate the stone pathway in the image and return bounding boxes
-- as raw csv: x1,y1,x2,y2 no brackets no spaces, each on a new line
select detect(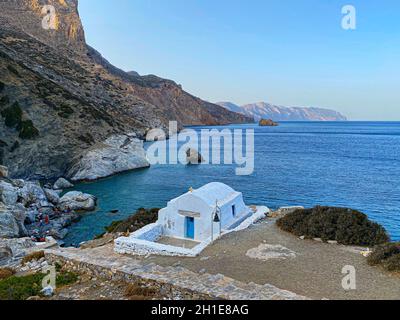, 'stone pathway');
44,246,307,300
